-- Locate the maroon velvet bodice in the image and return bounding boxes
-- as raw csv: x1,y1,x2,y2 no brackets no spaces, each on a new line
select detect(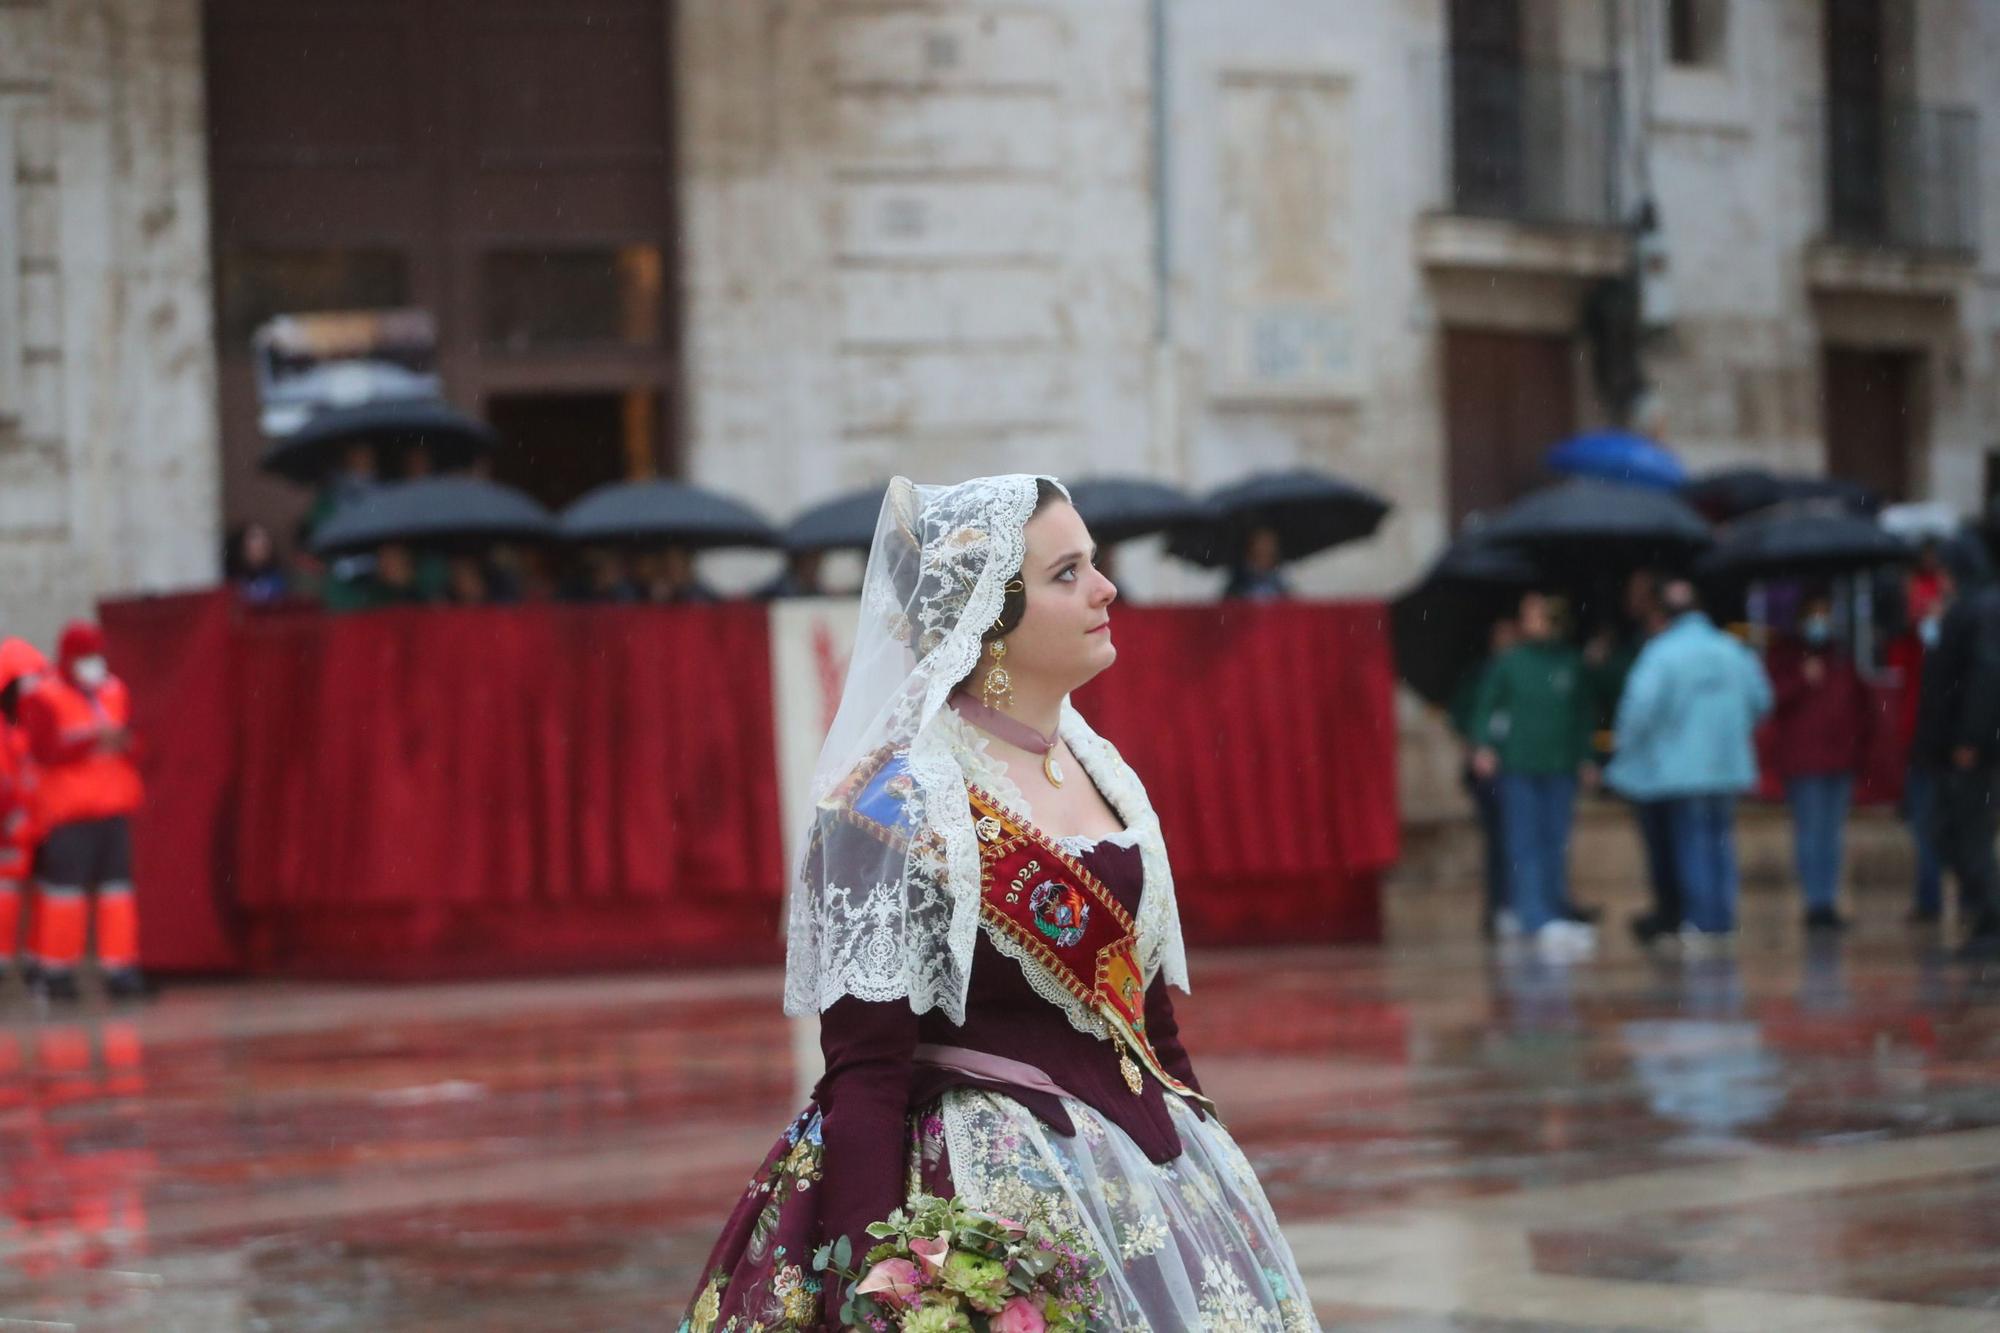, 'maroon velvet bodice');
810,838,1202,1253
